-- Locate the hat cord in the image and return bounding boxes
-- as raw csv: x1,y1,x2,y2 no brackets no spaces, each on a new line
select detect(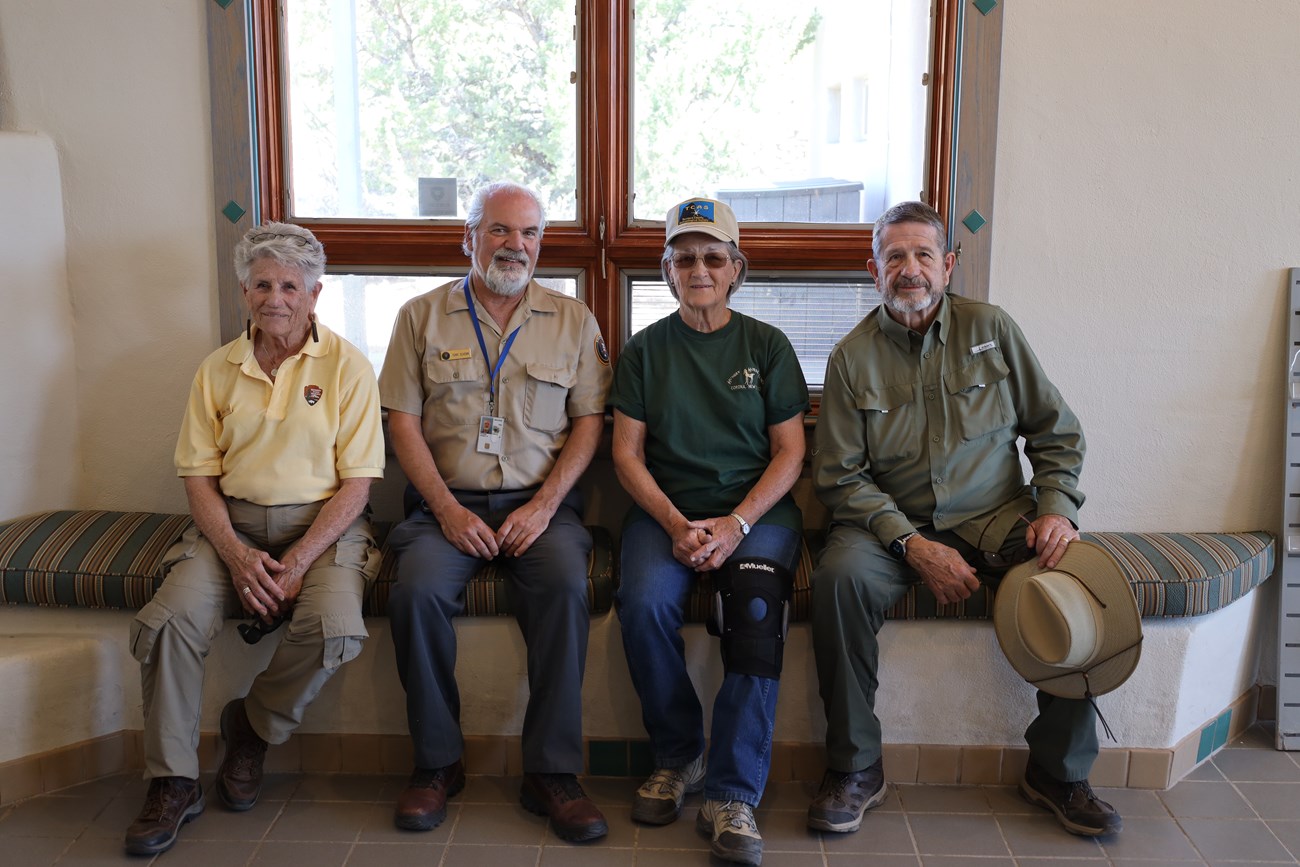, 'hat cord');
1030,635,1144,743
